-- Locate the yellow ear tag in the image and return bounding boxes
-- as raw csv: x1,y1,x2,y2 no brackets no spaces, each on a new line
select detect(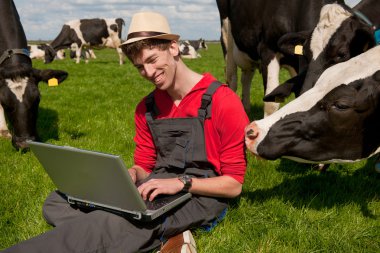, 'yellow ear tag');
294,45,303,55
48,78,58,87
